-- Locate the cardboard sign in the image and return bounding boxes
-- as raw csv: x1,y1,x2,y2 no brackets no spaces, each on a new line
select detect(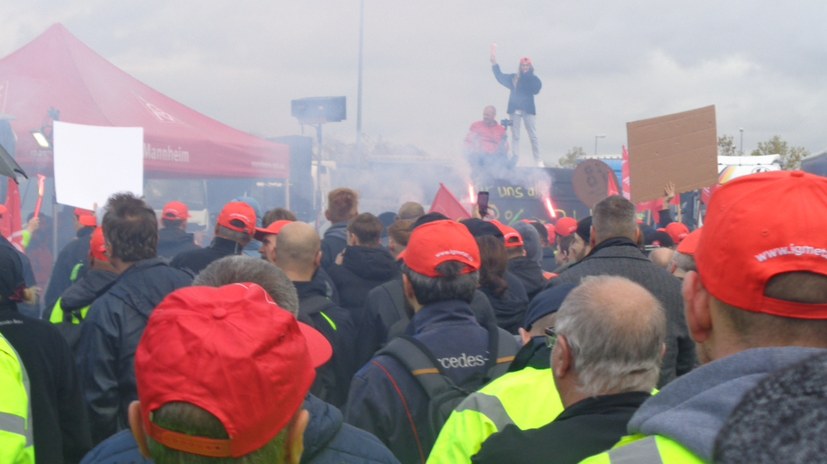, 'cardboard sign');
626,106,719,203
572,159,619,209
